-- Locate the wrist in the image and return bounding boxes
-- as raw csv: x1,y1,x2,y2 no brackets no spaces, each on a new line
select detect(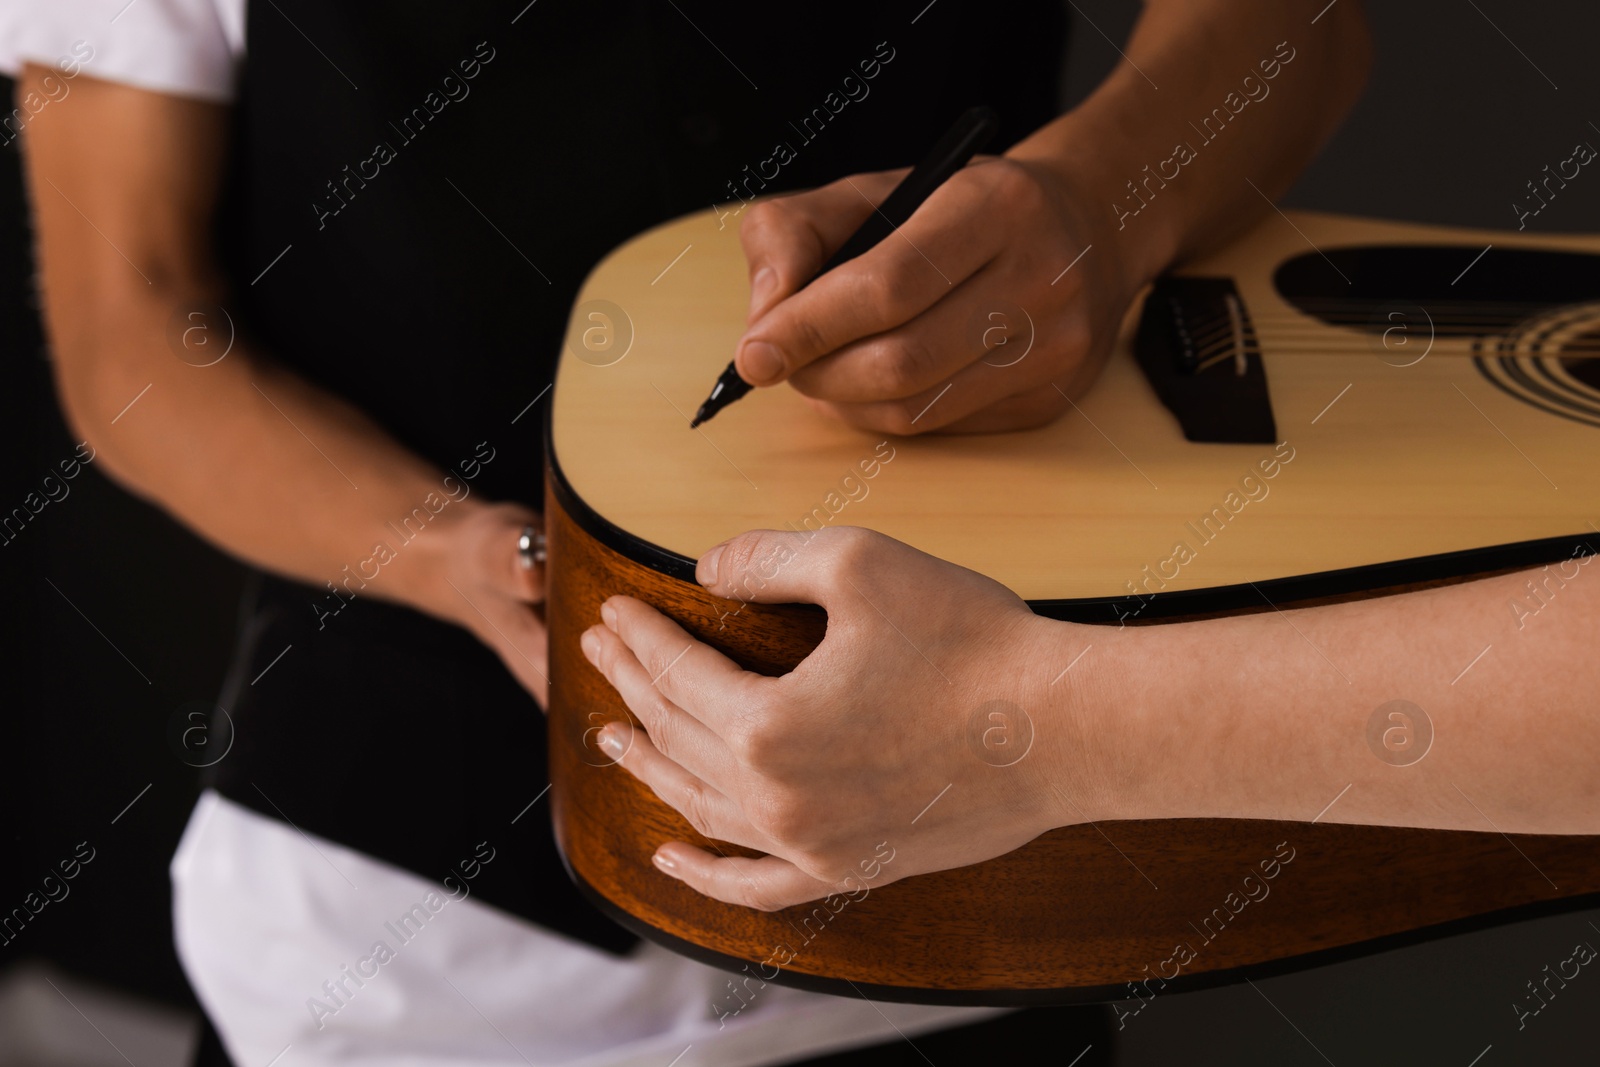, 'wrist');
1023,612,1167,830
389,494,490,626
1008,108,1183,297
399,496,541,633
